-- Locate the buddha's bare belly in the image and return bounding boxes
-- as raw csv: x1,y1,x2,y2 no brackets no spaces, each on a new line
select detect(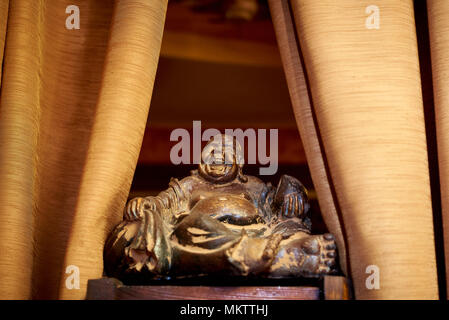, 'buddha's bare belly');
189,194,263,226
171,193,268,252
